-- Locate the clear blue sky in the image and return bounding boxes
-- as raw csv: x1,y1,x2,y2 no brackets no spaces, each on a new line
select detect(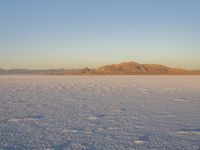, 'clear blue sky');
0,0,200,69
